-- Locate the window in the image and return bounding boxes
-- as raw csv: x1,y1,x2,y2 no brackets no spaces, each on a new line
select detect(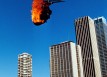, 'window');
95,20,98,24
99,19,102,22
